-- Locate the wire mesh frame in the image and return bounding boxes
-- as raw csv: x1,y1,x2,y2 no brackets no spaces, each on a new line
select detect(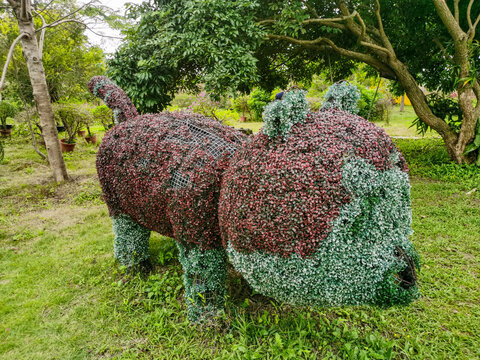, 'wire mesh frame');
167,118,241,189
